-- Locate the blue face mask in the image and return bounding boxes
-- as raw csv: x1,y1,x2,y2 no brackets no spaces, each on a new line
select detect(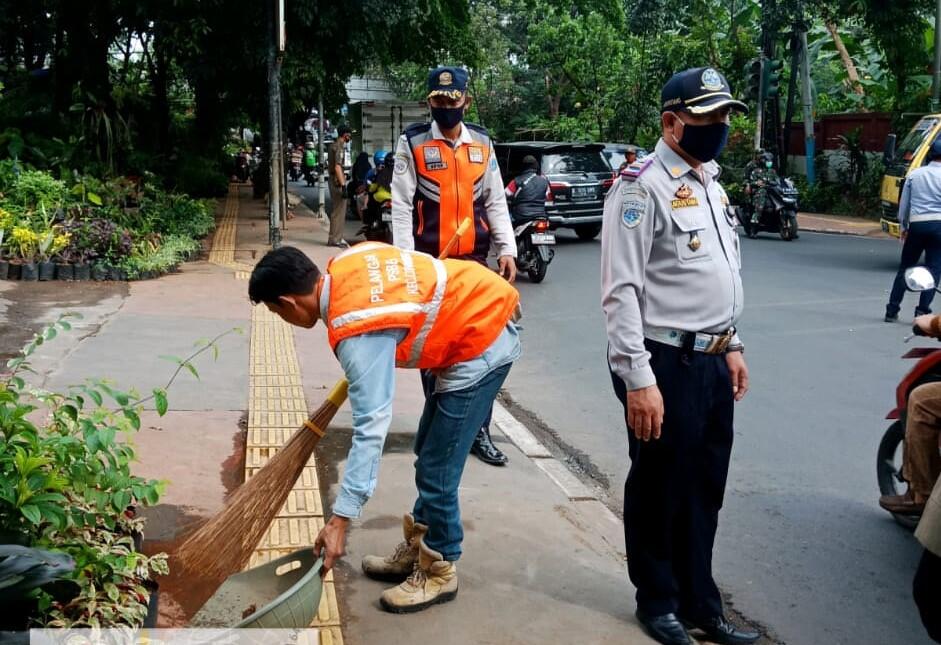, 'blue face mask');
670,113,729,163
431,105,465,130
